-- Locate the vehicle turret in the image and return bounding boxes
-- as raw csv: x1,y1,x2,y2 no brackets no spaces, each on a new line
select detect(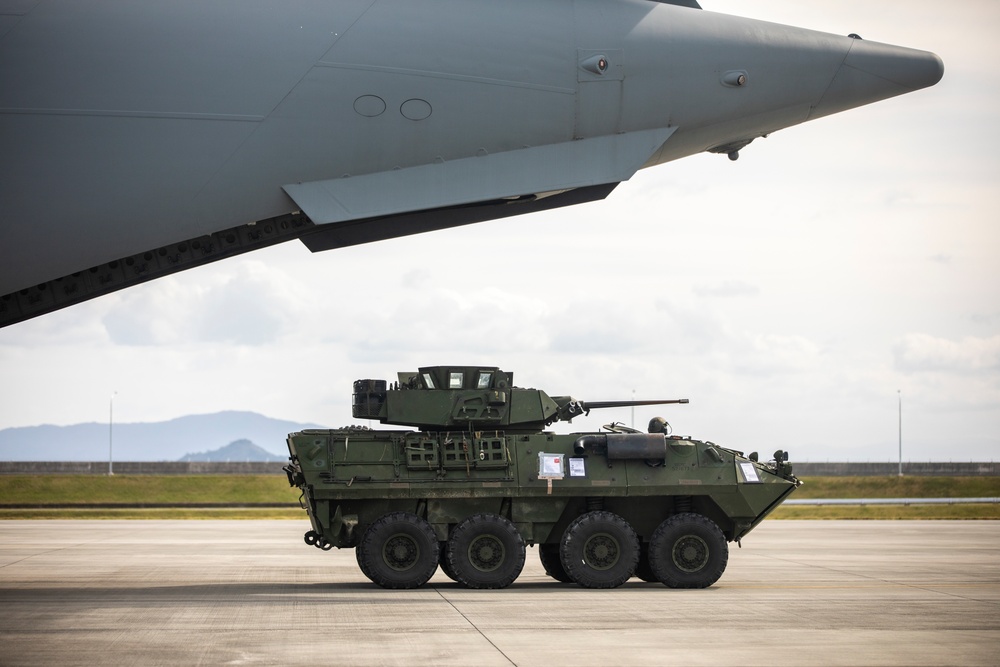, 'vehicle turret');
351,365,688,432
